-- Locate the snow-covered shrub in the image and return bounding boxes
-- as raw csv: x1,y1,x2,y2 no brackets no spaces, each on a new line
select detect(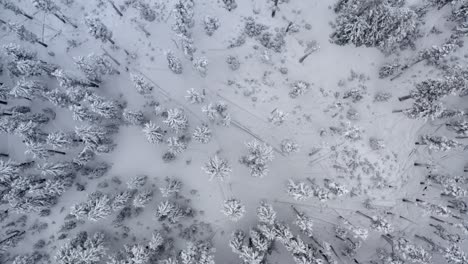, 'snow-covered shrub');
84,16,114,44
203,15,220,36
287,179,314,201
289,80,310,98
193,57,208,77
130,73,154,95
185,88,205,104
226,55,240,71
